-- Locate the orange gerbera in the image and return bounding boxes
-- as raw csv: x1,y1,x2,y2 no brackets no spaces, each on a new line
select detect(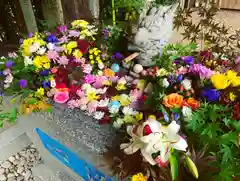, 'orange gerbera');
163,93,183,108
